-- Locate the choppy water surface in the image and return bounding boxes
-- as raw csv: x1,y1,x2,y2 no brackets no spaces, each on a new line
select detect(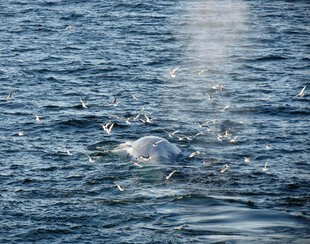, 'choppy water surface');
1,0,310,243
